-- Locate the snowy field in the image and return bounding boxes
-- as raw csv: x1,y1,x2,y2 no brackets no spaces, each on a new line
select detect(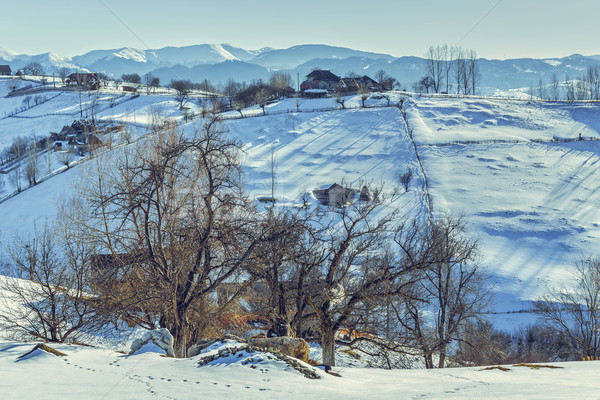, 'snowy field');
2,340,599,399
